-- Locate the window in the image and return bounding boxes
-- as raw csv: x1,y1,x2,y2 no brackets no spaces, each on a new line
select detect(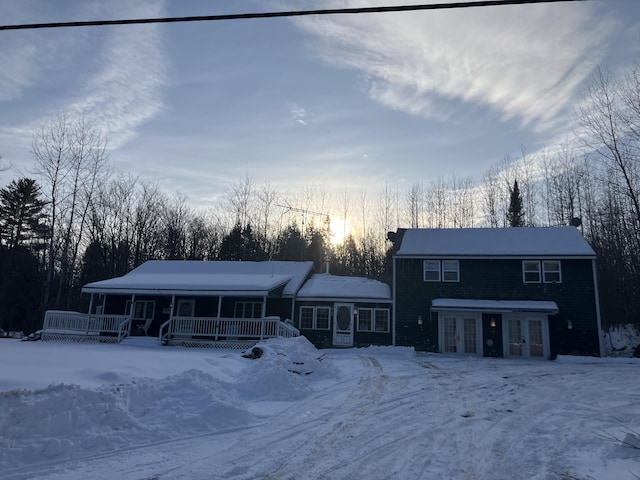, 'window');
423,260,441,281
299,306,331,330
234,302,262,318
442,260,459,282
357,308,390,333
300,306,314,329
358,309,372,331
424,260,459,282
375,309,390,332
126,300,155,320
523,260,562,283
543,261,561,283
316,307,330,329
523,261,541,283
